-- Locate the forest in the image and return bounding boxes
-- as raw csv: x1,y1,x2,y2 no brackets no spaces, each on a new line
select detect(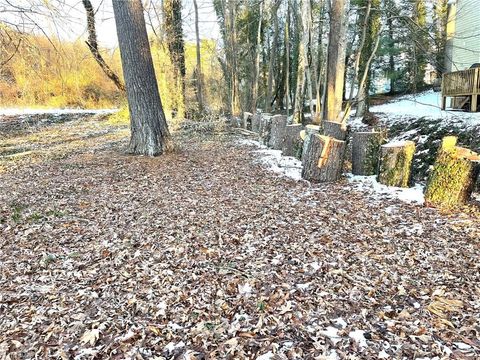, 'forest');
0,0,479,359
